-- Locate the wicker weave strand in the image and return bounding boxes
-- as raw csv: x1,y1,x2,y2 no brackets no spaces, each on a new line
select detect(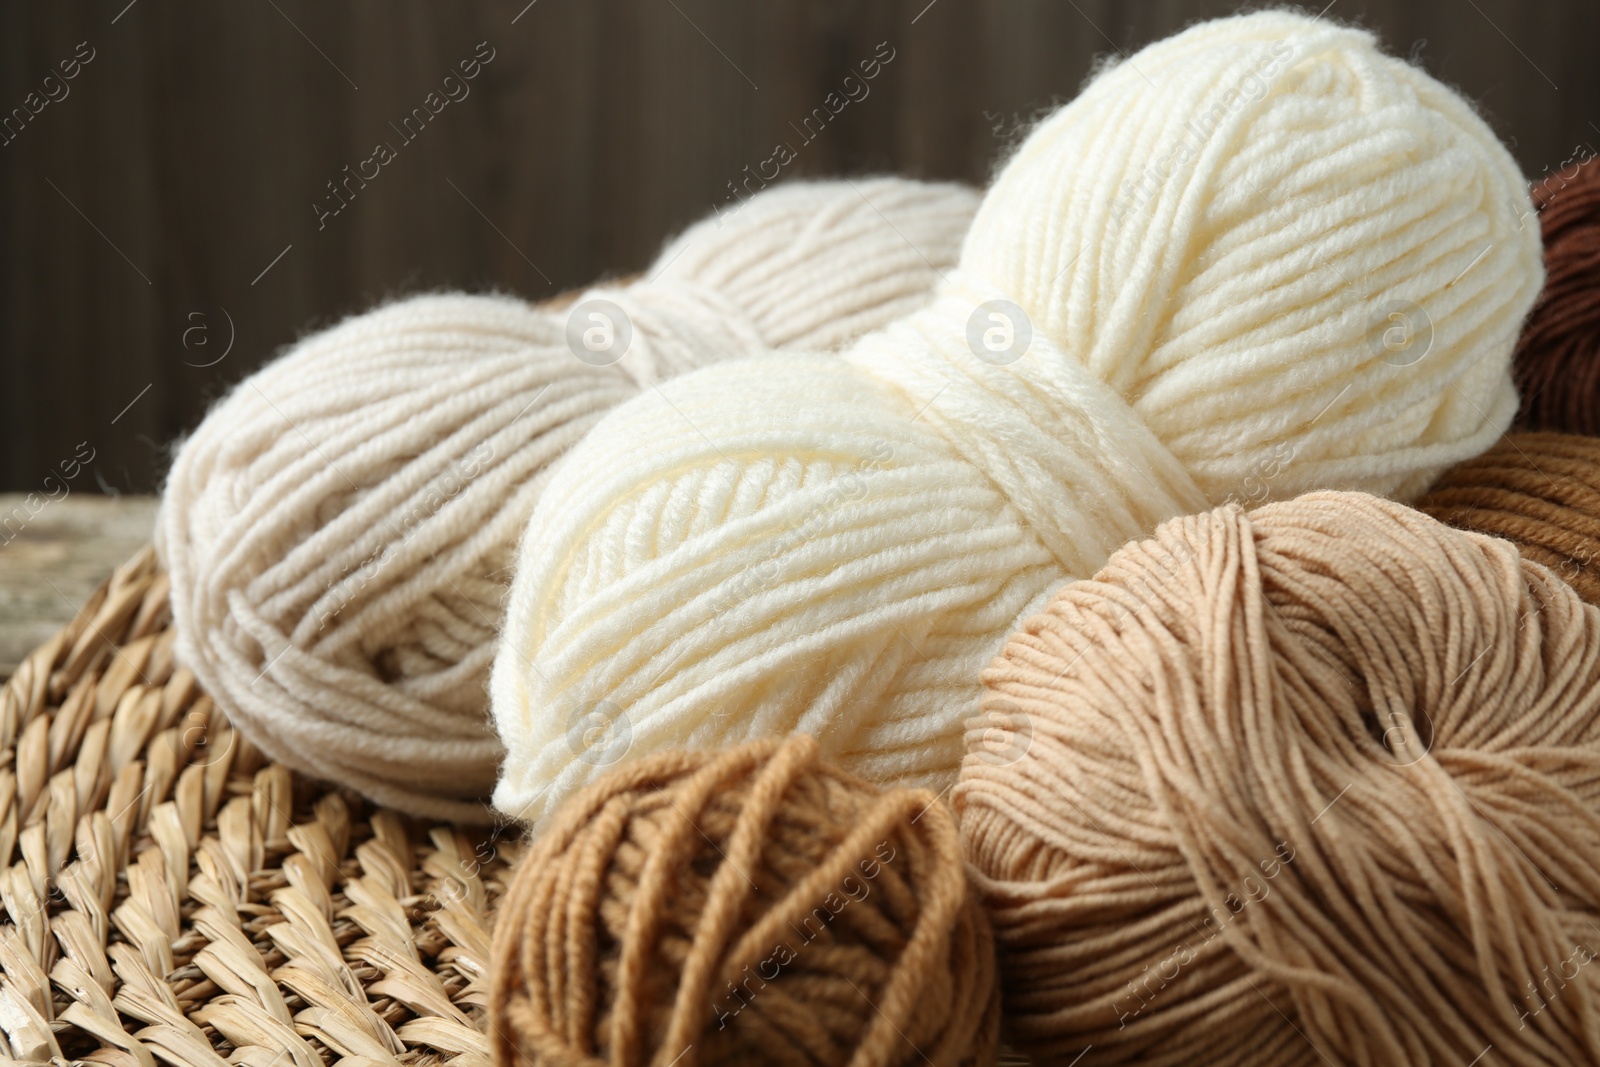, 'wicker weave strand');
0,548,517,1066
